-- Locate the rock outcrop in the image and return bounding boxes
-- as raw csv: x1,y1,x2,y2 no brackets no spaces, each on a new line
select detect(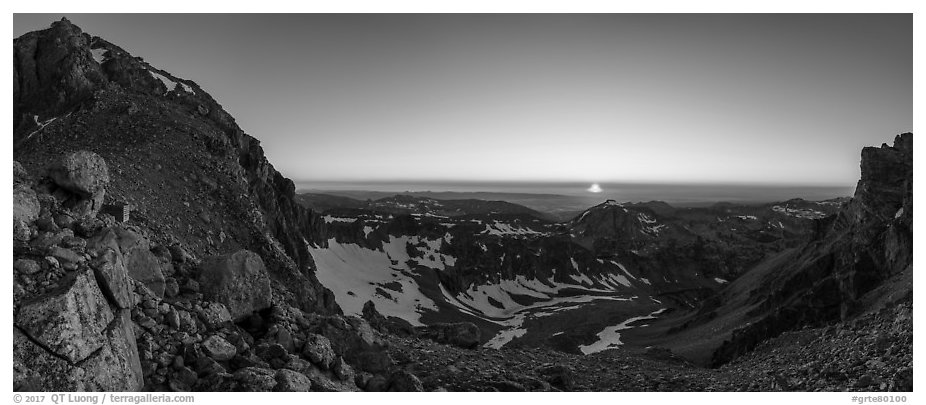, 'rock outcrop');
710,134,913,366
